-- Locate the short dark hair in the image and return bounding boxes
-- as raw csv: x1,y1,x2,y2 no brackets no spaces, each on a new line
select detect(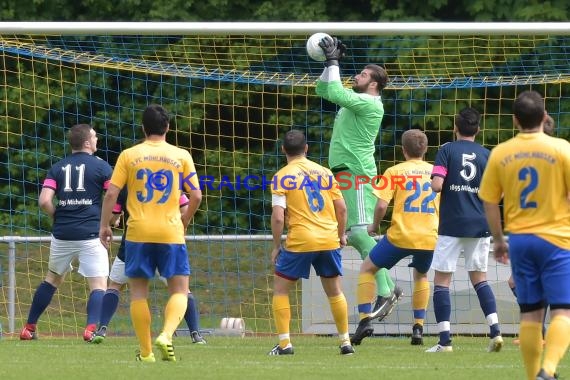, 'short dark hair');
365,64,388,92
142,104,170,136
513,90,545,130
455,107,481,137
282,130,306,156
68,124,92,150
402,129,428,158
